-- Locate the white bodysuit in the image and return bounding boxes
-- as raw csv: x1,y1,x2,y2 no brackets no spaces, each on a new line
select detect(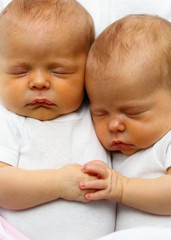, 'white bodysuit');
0,103,115,240
113,130,171,231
